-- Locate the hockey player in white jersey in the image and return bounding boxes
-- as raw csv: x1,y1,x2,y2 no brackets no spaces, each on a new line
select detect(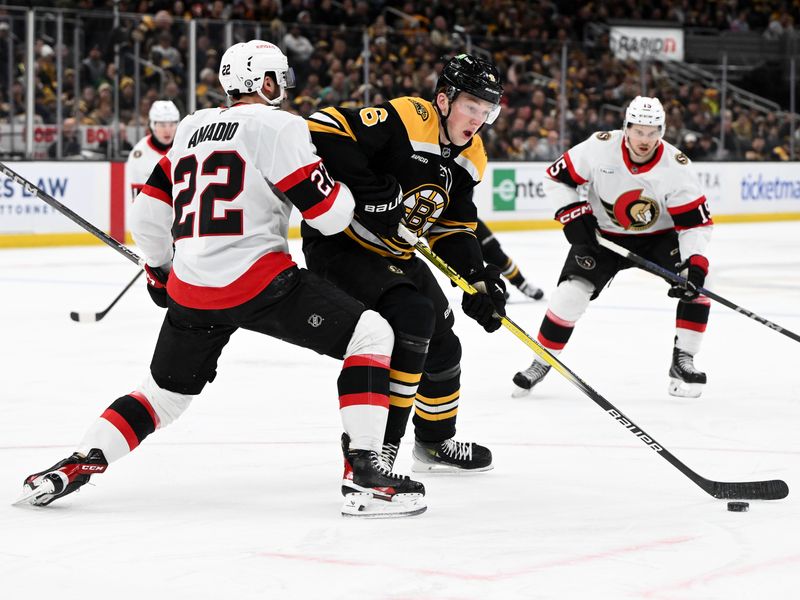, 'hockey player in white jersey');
513,96,713,398
126,100,180,199
17,40,425,518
